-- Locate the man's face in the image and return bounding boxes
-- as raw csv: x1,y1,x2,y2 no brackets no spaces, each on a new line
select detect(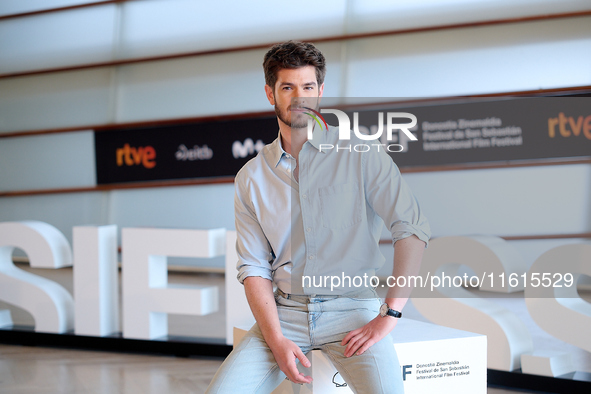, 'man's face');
265,66,324,129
